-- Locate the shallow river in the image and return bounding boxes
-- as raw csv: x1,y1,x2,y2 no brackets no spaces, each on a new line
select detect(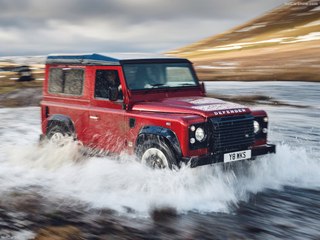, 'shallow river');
0,81,319,239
